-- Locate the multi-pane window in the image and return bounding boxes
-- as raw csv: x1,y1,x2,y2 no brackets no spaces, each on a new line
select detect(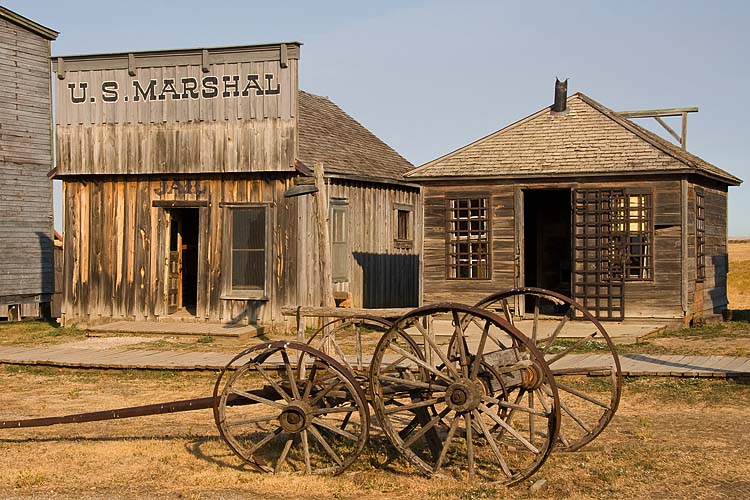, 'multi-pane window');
612,193,652,280
331,202,348,282
446,197,490,279
696,192,705,282
230,207,266,292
